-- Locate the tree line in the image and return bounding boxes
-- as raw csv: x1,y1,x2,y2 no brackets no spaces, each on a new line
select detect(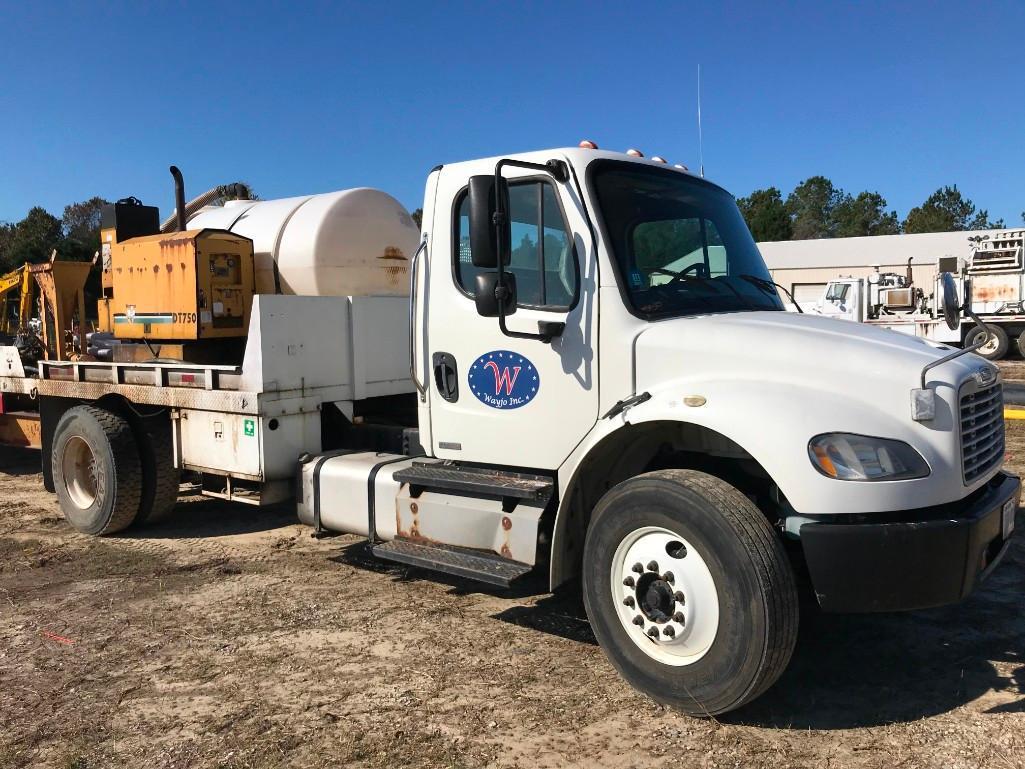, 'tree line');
0,198,109,275
0,185,257,277
738,178,1021,242
1,184,1017,274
